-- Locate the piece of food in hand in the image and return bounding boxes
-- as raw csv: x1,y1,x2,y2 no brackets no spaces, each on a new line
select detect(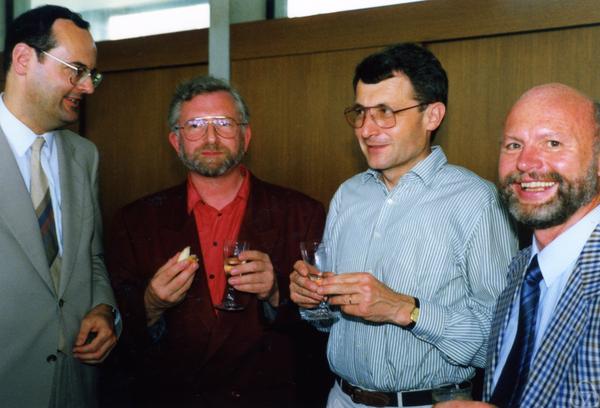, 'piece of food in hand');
177,246,198,263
